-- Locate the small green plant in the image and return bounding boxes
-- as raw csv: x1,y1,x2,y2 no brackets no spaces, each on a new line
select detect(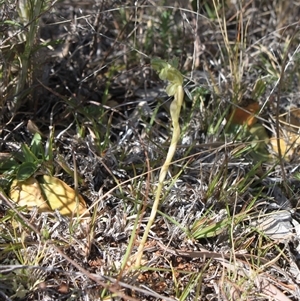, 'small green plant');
0,132,53,184
0,131,89,217
143,8,178,56
135,57,184,267
9,0,51,110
